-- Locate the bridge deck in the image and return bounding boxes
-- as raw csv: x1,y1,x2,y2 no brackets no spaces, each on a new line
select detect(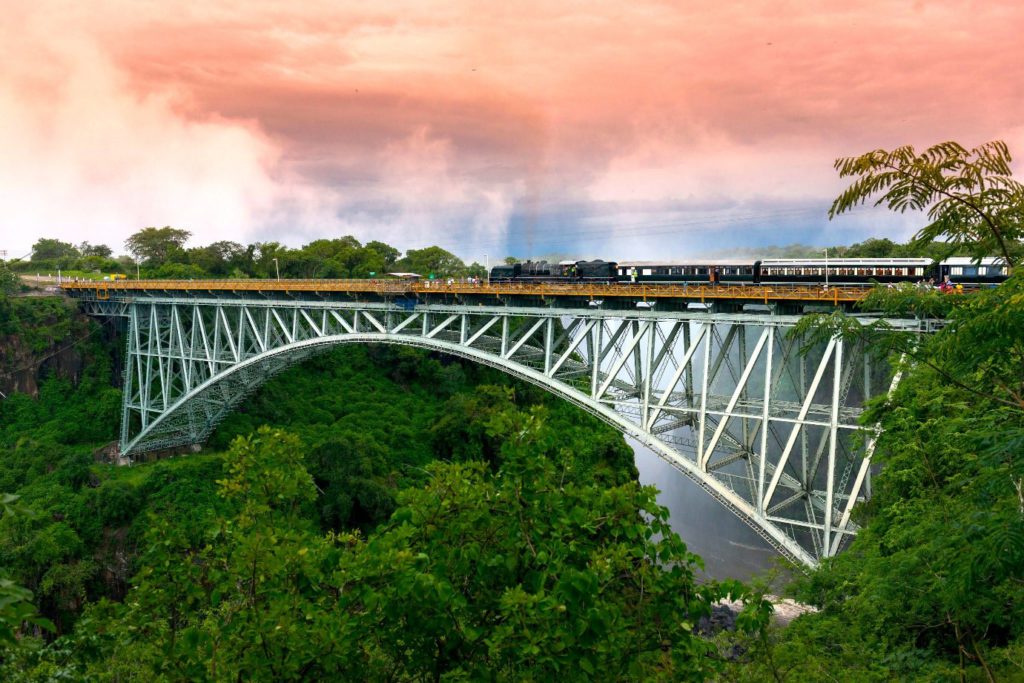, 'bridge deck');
61,278,871,304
